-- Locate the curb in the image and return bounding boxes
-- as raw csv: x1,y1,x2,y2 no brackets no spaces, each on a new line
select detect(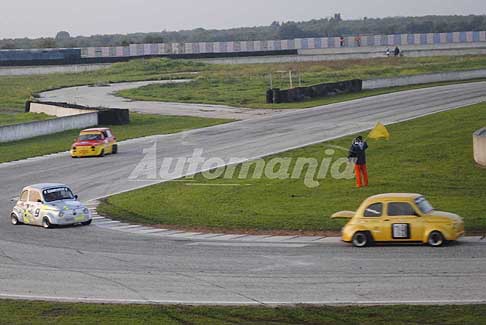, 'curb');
86,201,338,244
86,201,486,245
